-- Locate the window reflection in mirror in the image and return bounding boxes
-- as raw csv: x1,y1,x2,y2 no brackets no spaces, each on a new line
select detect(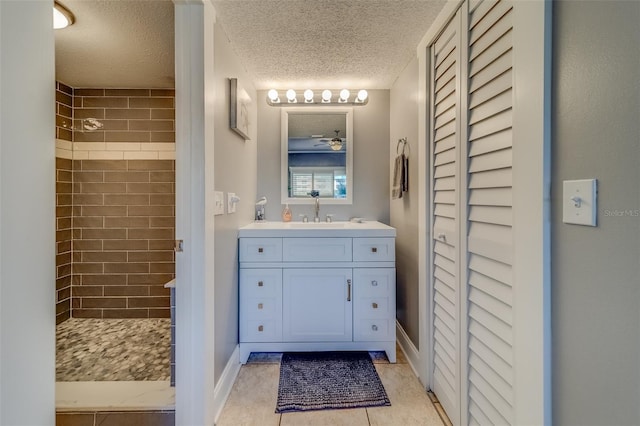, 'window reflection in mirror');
281,107,353,204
